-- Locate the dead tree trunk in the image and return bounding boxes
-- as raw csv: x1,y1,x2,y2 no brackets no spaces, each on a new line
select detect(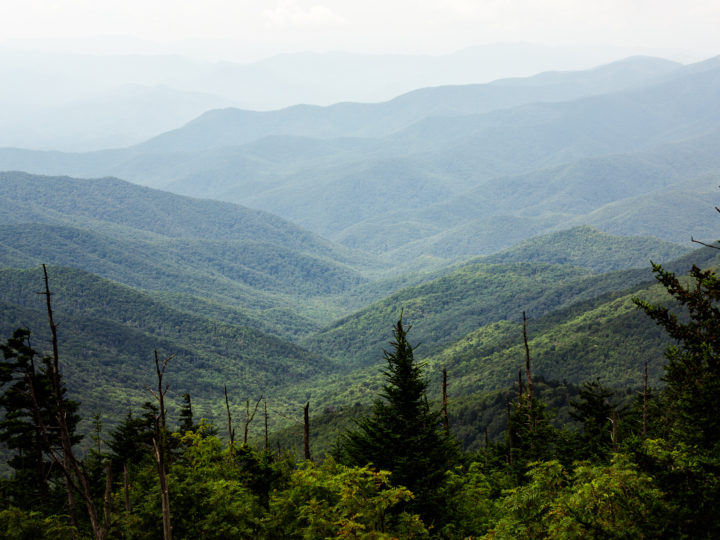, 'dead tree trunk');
103,461,112,535
123,462,131,513
244,396,263,445
34,265,108,539
643,361,648,436
506,402,513,466
441,368,450,435
303,402,311,462
149,350,173,540
611,409,619,453
522,311,534,400
264,400,269,451
224,386,235,459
